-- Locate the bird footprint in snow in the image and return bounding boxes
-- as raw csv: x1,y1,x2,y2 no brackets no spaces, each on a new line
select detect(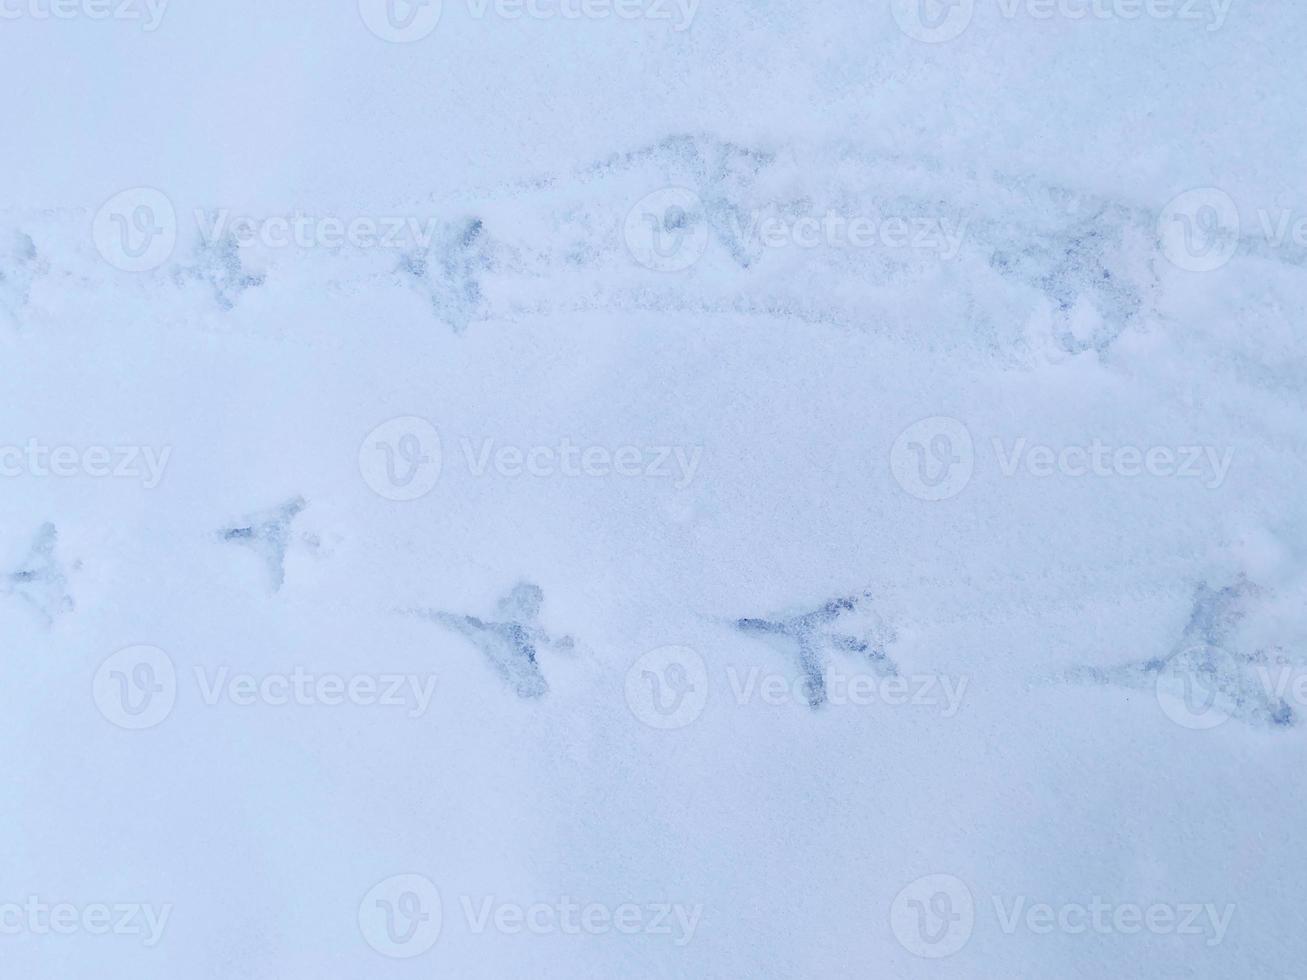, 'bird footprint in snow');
401,581,574,698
